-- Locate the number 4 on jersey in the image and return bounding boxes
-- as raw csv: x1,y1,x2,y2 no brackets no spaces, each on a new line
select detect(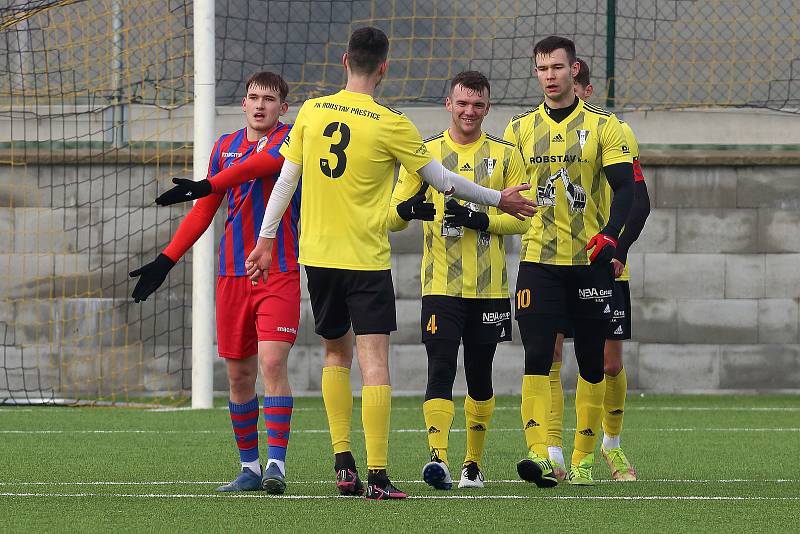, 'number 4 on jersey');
426,314,437,335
